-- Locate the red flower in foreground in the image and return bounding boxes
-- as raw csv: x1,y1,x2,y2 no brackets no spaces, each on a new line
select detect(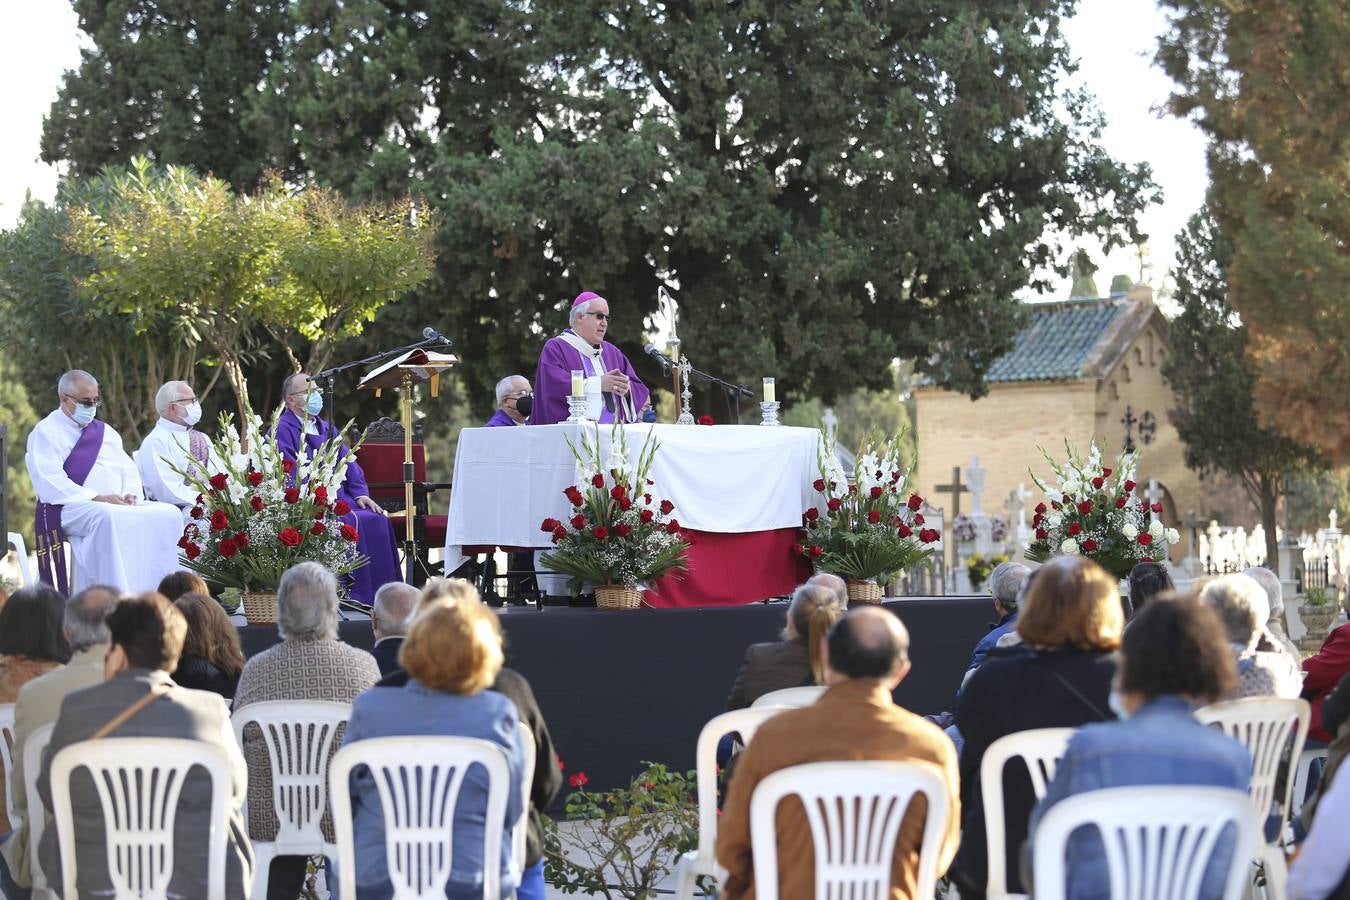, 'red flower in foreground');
697,415,715,426
247,471,264,487
1115,496,1128,509
177,535,189,549
609,485,626,501
1091,476,1104,490
791,543,804,556
314,508,326,521
639,509,654,524
898,524,913,538
284,487,300,504
570,514,587,529
340,524,359,542
1137,533,1154,546
552,525,567,542
907,494,923,511
564,486,584,507
666,519,681,534
804,507,819,521
867,509,881,524
311,522,327,536
278,528,303,547
592,525,609,539
1035,502,1047,514
619,497,633,511
1067,522,1082,536
614,523,632,537
919,528,940,543
659,499,675,515
591,473,605,488
1151,502,1163,514
569,772,589,789
210,509,230,531
1077,500,1093,515
813,479,826,492
1035,527,1048,540
184,542,201,560
250,496,264,512
870,486,883,499
209,472,229,491
808,544,823,558
282,459,295,474
913,513,925,525
1102,468,1113,478
332,499,351,516
189,506,204,519
827,498,842,512
540,518,561,533
314,485,328,502
234,531,250,548
1124,479,1136,492
218,538,238,557
1081,538,1099,553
